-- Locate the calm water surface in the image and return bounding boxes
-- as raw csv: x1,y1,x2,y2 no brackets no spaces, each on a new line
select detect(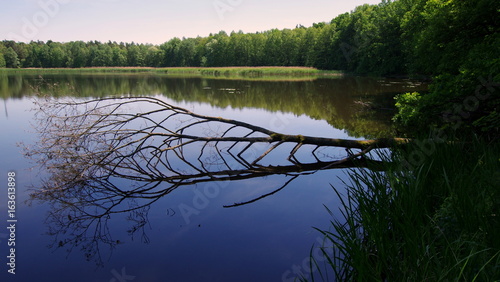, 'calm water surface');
0,73,426,281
